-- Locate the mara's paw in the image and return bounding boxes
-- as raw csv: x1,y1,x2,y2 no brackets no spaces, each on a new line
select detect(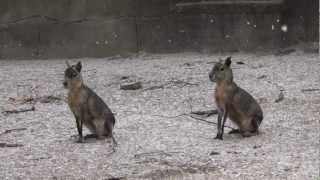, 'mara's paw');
76,136,84,143
228,129,241,134
214,134,223,140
